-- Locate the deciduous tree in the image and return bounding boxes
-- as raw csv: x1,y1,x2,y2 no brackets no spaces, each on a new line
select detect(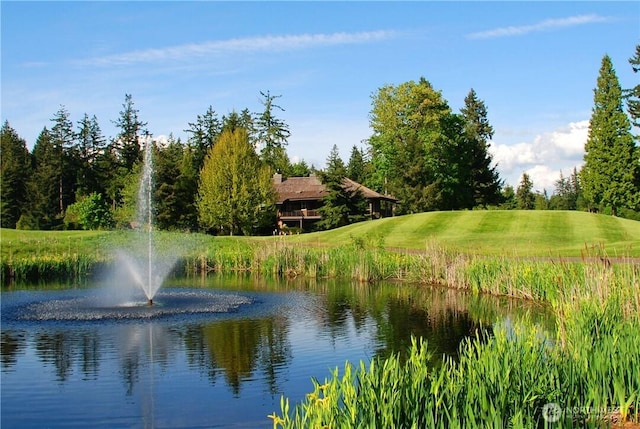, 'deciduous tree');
197,128,275,235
